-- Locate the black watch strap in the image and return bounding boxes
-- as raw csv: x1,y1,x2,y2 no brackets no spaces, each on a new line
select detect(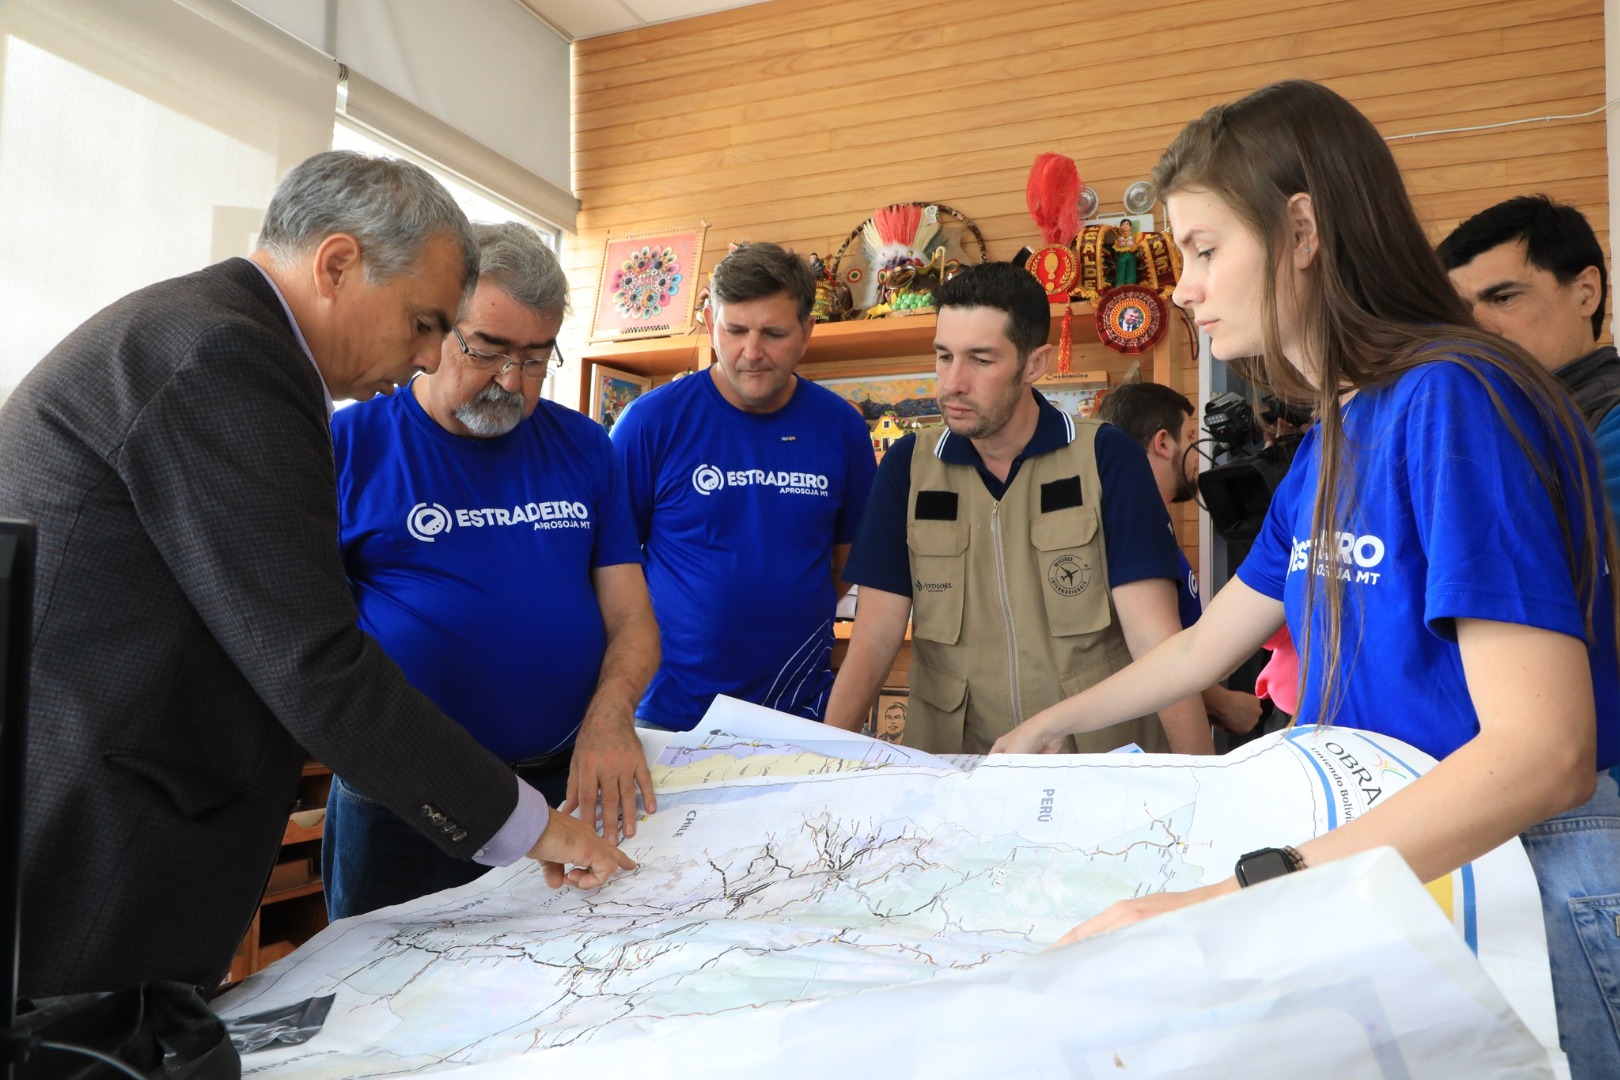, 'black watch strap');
1234,845,1305,887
